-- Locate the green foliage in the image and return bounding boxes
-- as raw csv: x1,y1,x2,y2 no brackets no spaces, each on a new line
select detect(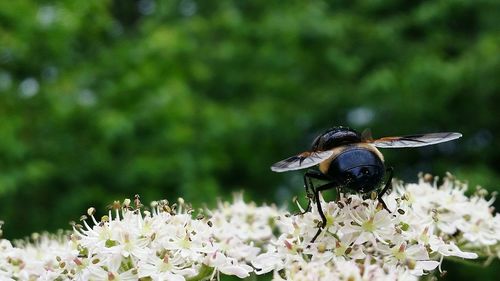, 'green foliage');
0,0,499,279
